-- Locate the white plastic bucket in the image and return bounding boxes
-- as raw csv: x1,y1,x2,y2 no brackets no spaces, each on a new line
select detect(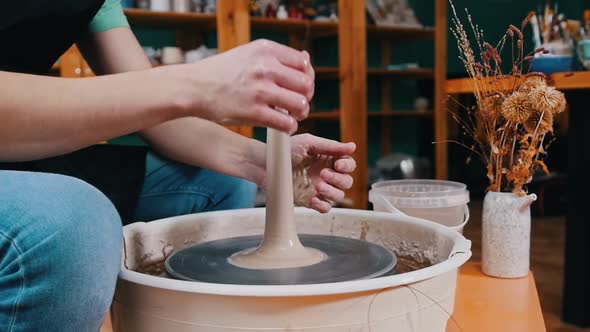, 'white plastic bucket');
369,180,470,233
112,208,471,332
